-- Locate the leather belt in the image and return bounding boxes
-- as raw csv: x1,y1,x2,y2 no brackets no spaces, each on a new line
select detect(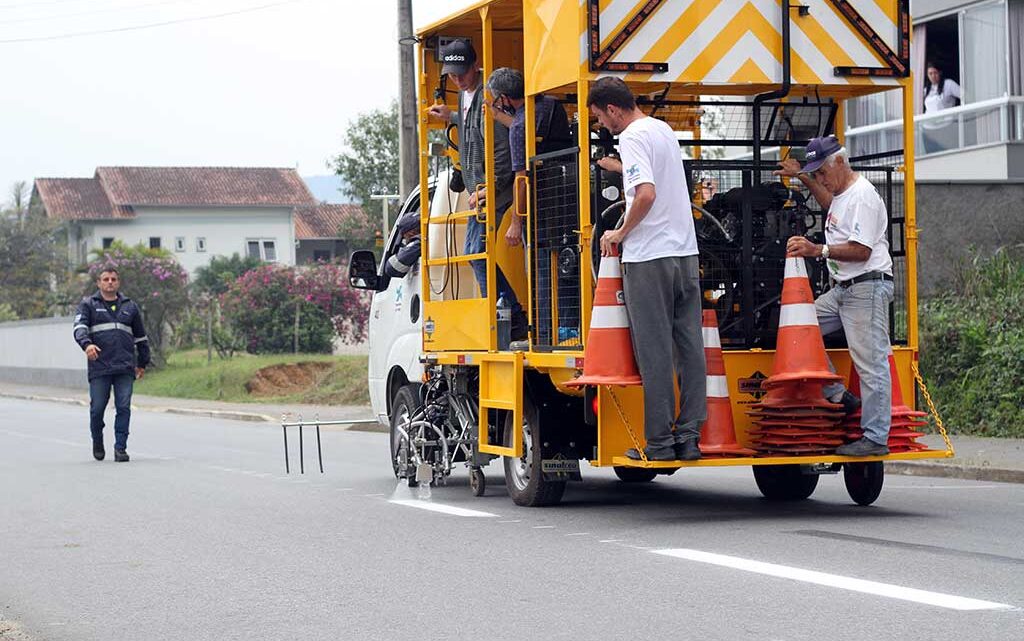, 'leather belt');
836,271,894,288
